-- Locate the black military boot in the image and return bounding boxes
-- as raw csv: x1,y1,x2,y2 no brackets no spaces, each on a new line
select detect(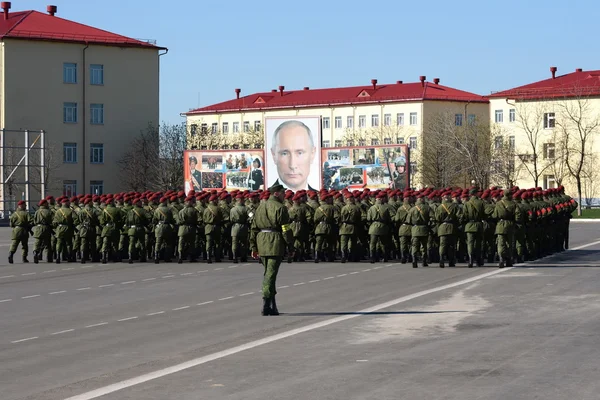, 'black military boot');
81,252,87,264
56,255,61,264
423,257,429,267
128,253,134,264
22,255,29,263
498,257,505,268
261,298,271,316
341,251,347,264
177,251,183,264
154,252,160,264
314,251,319,263
412,255,418,268
270,296,280,316
233,250,239,264
467,255,474,268
439,258,445,268
101,252,108,264
33,251,39,264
